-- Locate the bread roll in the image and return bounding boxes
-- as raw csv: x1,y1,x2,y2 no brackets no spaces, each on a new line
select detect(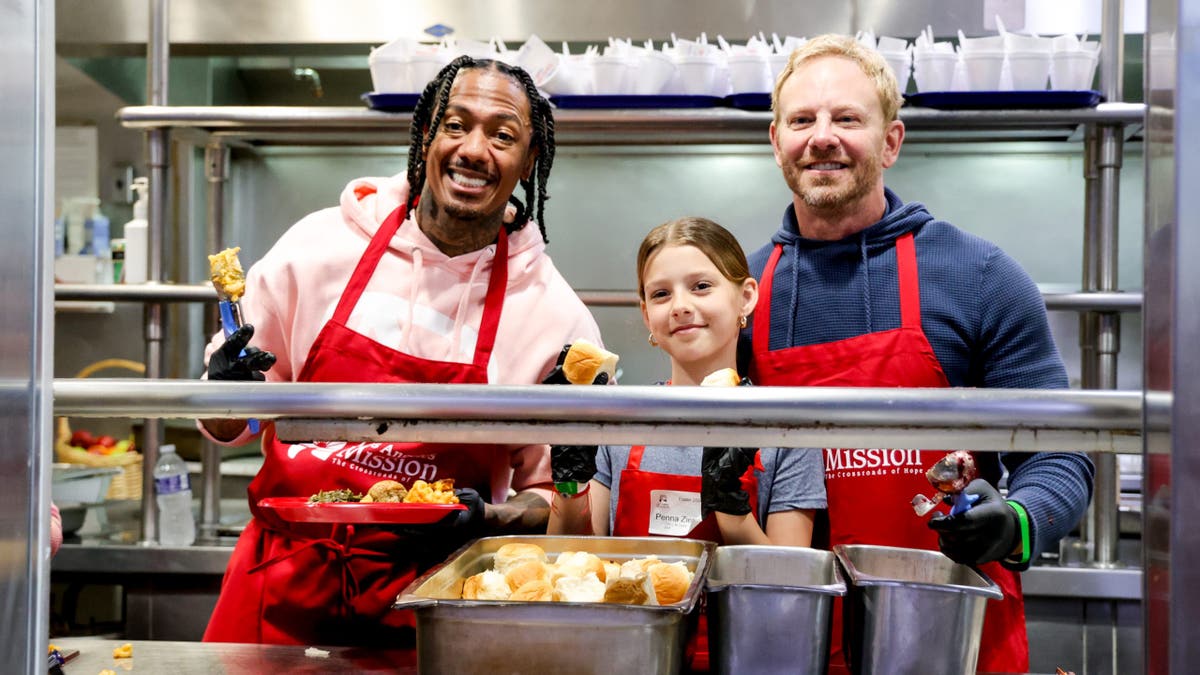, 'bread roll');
602,561,622,585
492,543,548,574
504,559,549,592
648,561,693,605
510,579,554,602
552,551,607,582
462,570,511,600
701,367,741,387
361,480,408,504
562,338,619,385
619,556,660,578
603,572,659,606
553,572,607,603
